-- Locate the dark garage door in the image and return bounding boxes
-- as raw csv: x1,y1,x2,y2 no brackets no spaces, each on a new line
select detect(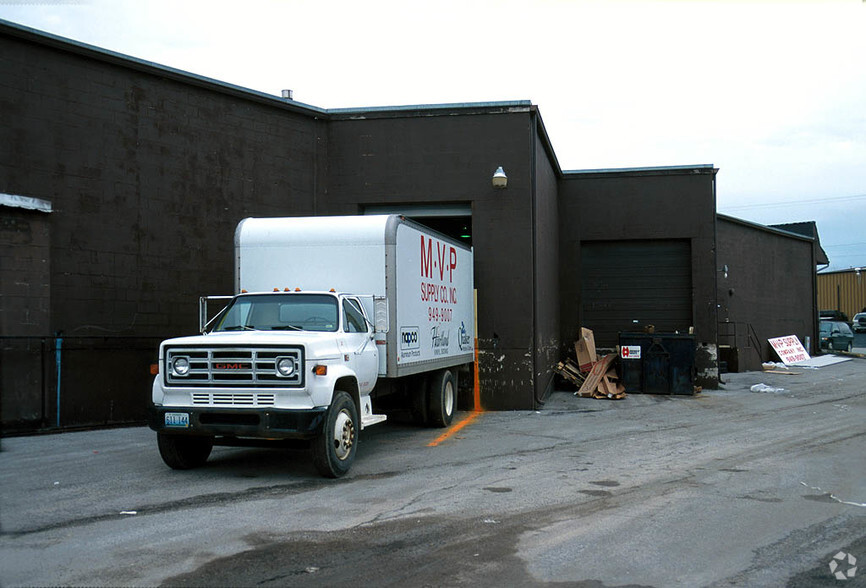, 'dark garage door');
581,240,692,347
